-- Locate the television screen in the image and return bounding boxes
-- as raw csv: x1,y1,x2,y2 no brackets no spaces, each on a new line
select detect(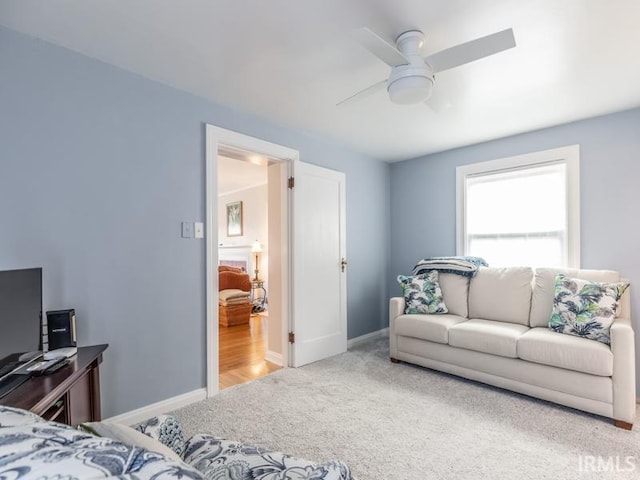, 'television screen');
0,268,42,366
